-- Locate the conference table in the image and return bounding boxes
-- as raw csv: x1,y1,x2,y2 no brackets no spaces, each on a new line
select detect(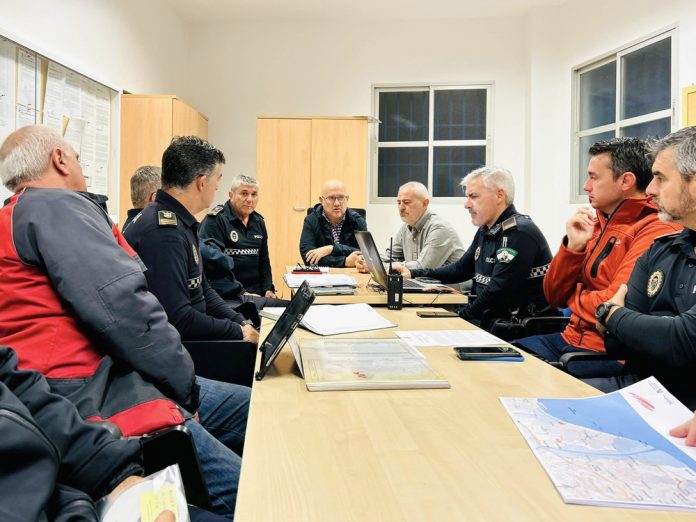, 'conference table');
282,266,468,306
234,308,692,521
